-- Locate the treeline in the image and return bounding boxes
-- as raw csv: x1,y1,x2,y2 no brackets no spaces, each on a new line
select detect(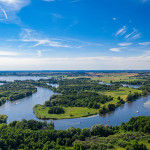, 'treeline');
0,81,37,106
126,92,141,102
19,79,58,92
46,92,113,109
0,114,7,123
111,80,145,86
42,79,119,110
0,116,149,149
140,84,150,95
56,79,120,94
0,71,88,77
99,97,124,114
120,116,150,133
